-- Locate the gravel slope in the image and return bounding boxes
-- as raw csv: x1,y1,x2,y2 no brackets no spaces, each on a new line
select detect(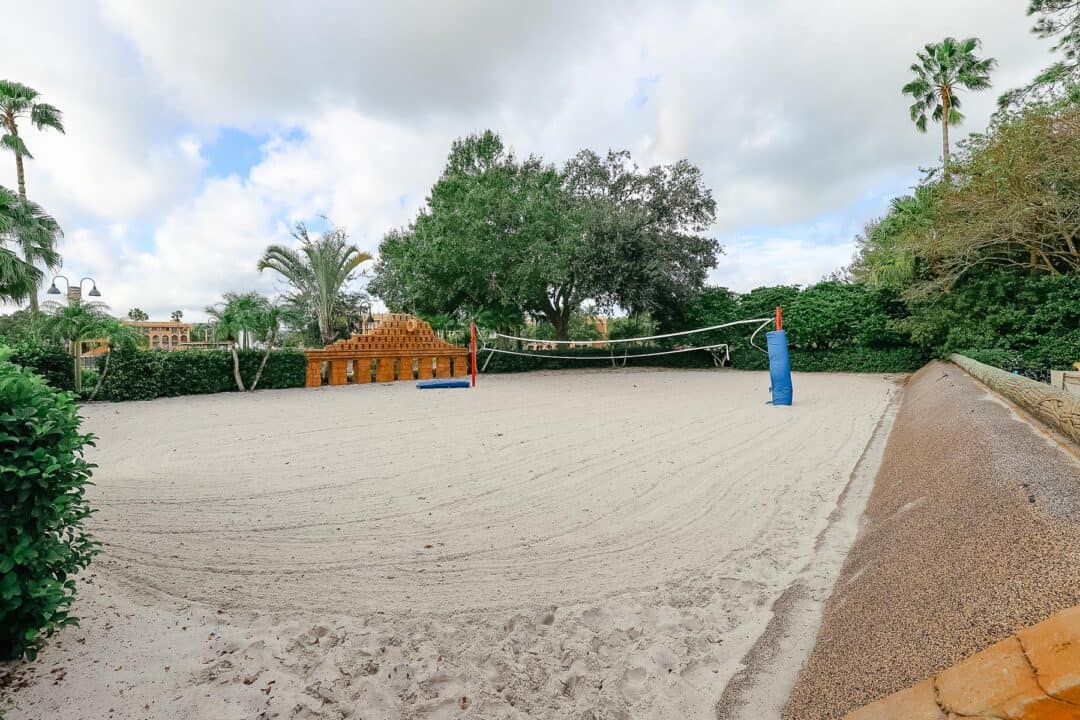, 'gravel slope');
784,361,1080,719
